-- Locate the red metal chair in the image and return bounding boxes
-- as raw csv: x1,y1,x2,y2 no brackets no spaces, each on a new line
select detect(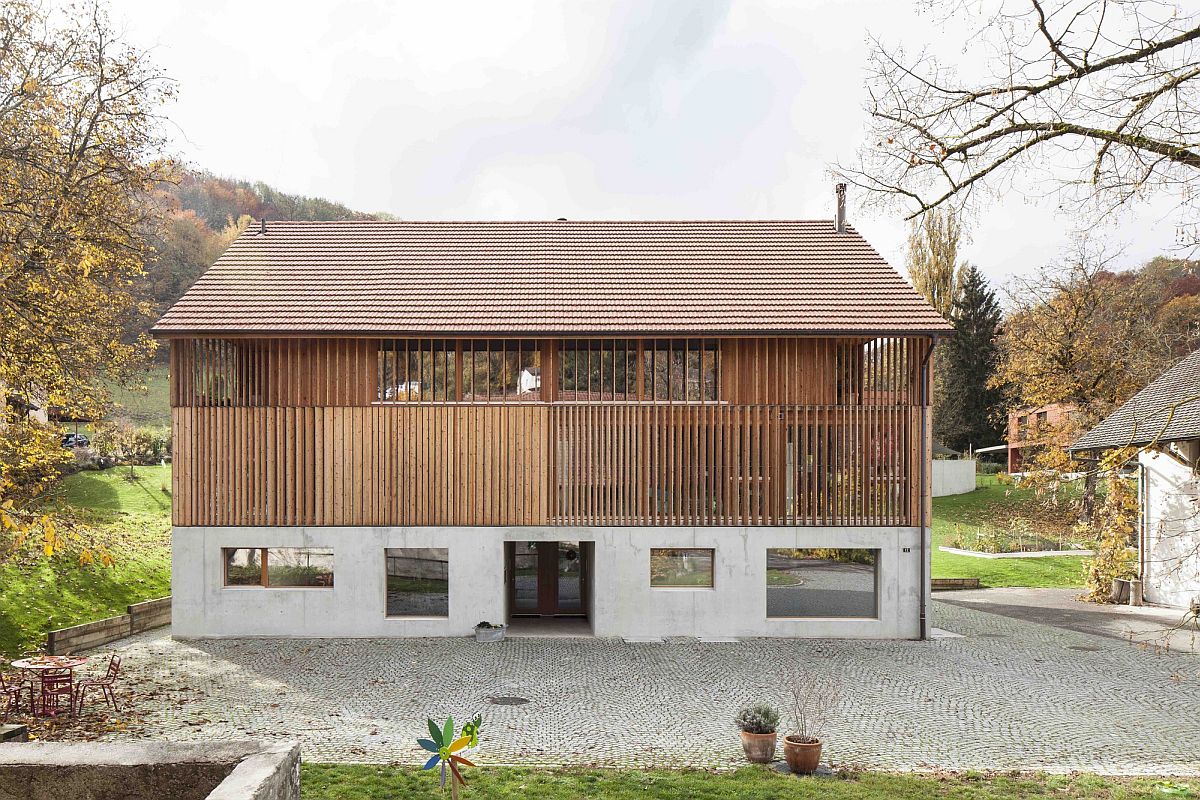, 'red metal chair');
1,671,34,721
75,654,121,715
38,669,75,717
